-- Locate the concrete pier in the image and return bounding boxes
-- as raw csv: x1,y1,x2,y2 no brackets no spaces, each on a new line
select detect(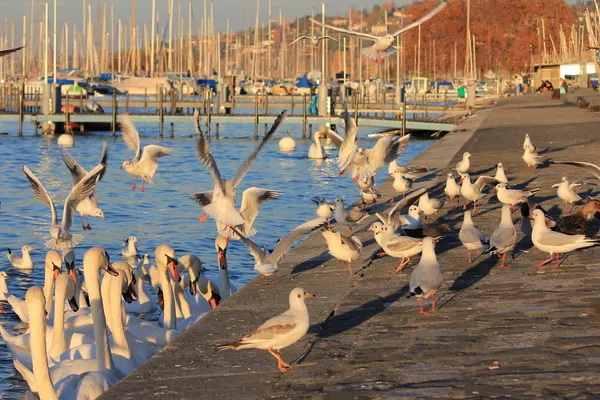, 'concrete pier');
106,93,600,399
